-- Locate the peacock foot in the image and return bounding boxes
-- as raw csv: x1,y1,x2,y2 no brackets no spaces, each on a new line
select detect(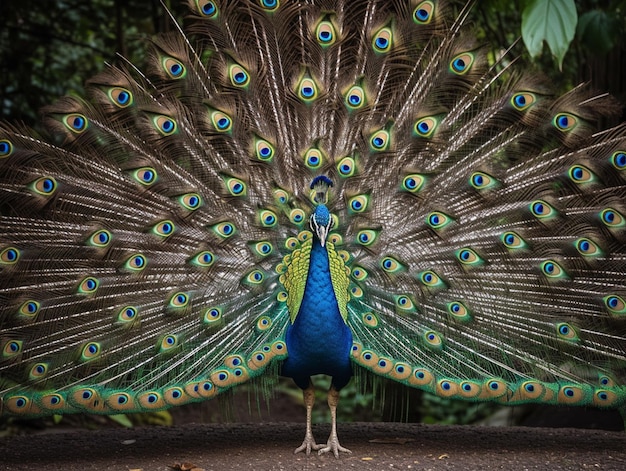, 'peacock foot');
316,433,352,458
294,430,324,455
